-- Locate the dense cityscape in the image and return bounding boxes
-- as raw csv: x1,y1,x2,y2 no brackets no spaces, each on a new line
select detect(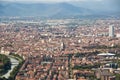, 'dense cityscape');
0,17,120,80
0,0,120,80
